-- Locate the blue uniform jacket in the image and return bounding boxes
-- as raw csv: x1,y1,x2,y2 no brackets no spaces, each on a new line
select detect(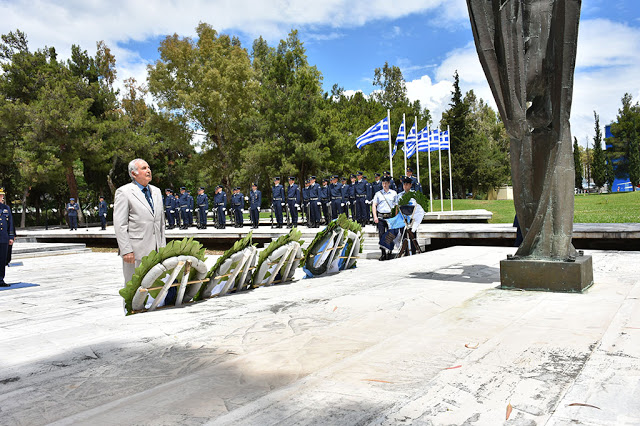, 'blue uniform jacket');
320,185,329,201
179,193,189,208
197,193,209,209
213,191,227,207
0,203,15,243
98,200,108,216
287,184,300,203
330,183,343,201
249,190,262,209
272,185,285,203
231,193,244,208
67,203,79,217
308,183,319,199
